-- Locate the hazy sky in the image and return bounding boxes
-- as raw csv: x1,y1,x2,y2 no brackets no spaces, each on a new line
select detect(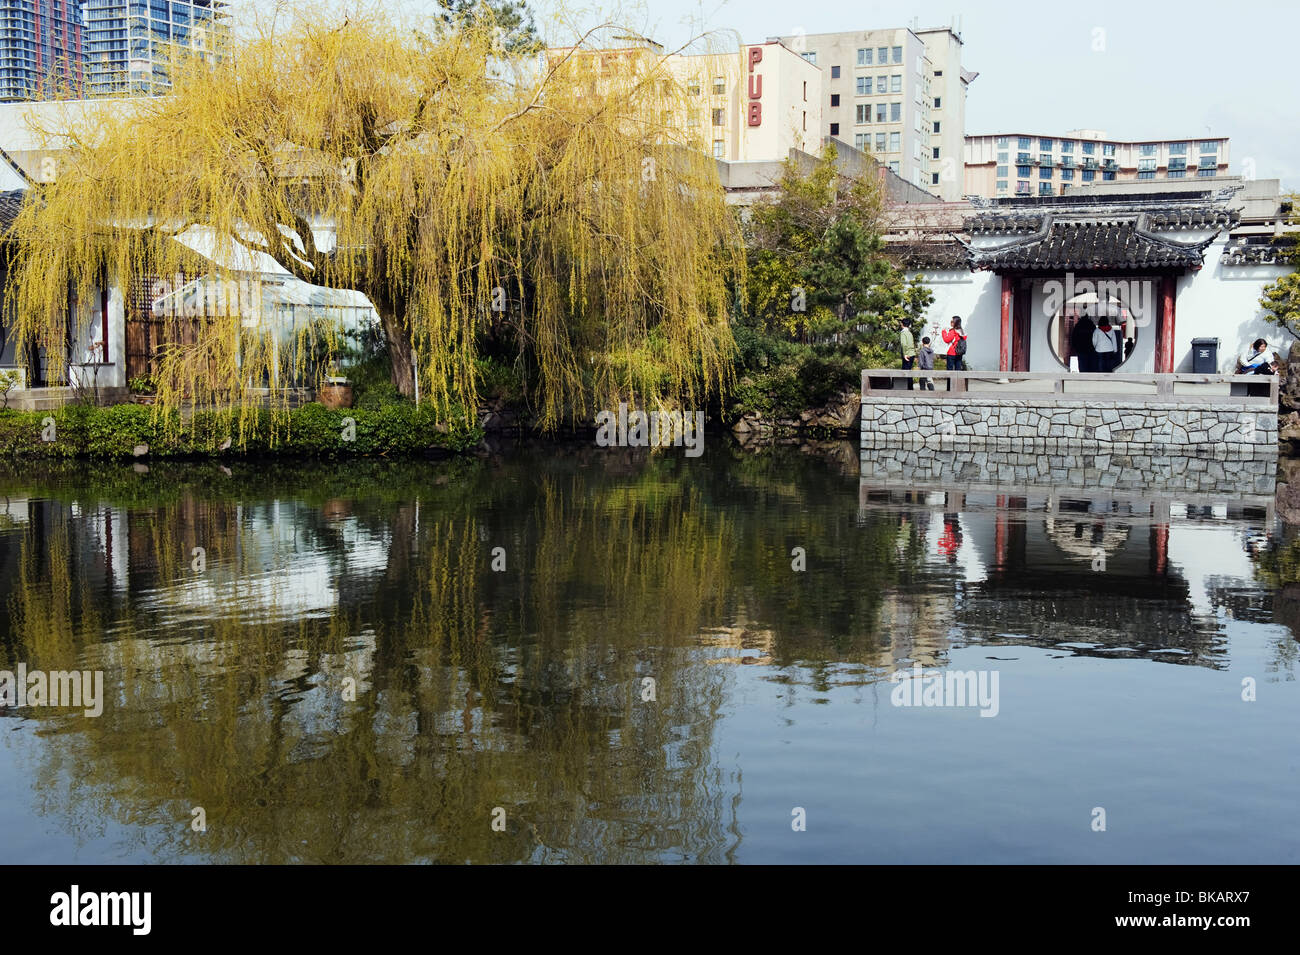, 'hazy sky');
232,0,1299,190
